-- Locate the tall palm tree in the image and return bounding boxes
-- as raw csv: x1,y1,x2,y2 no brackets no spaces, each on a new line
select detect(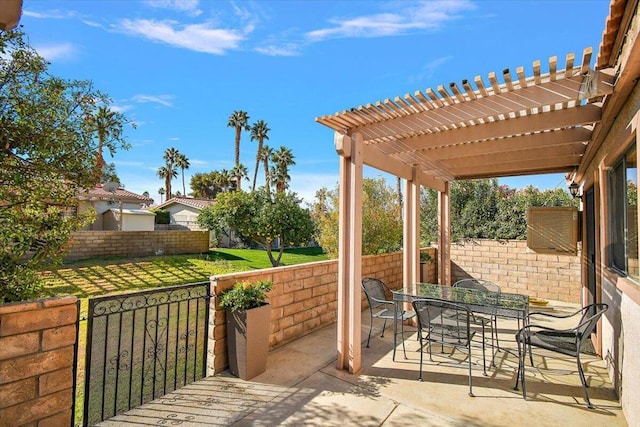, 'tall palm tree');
260,145,274,194
158,187,165,203
161,147,180,197
87,106,123,183
175,153,190,196
231,163,249,191
227,110,250,185
271,146,295,193
157,165,177,199
250,120,270,192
